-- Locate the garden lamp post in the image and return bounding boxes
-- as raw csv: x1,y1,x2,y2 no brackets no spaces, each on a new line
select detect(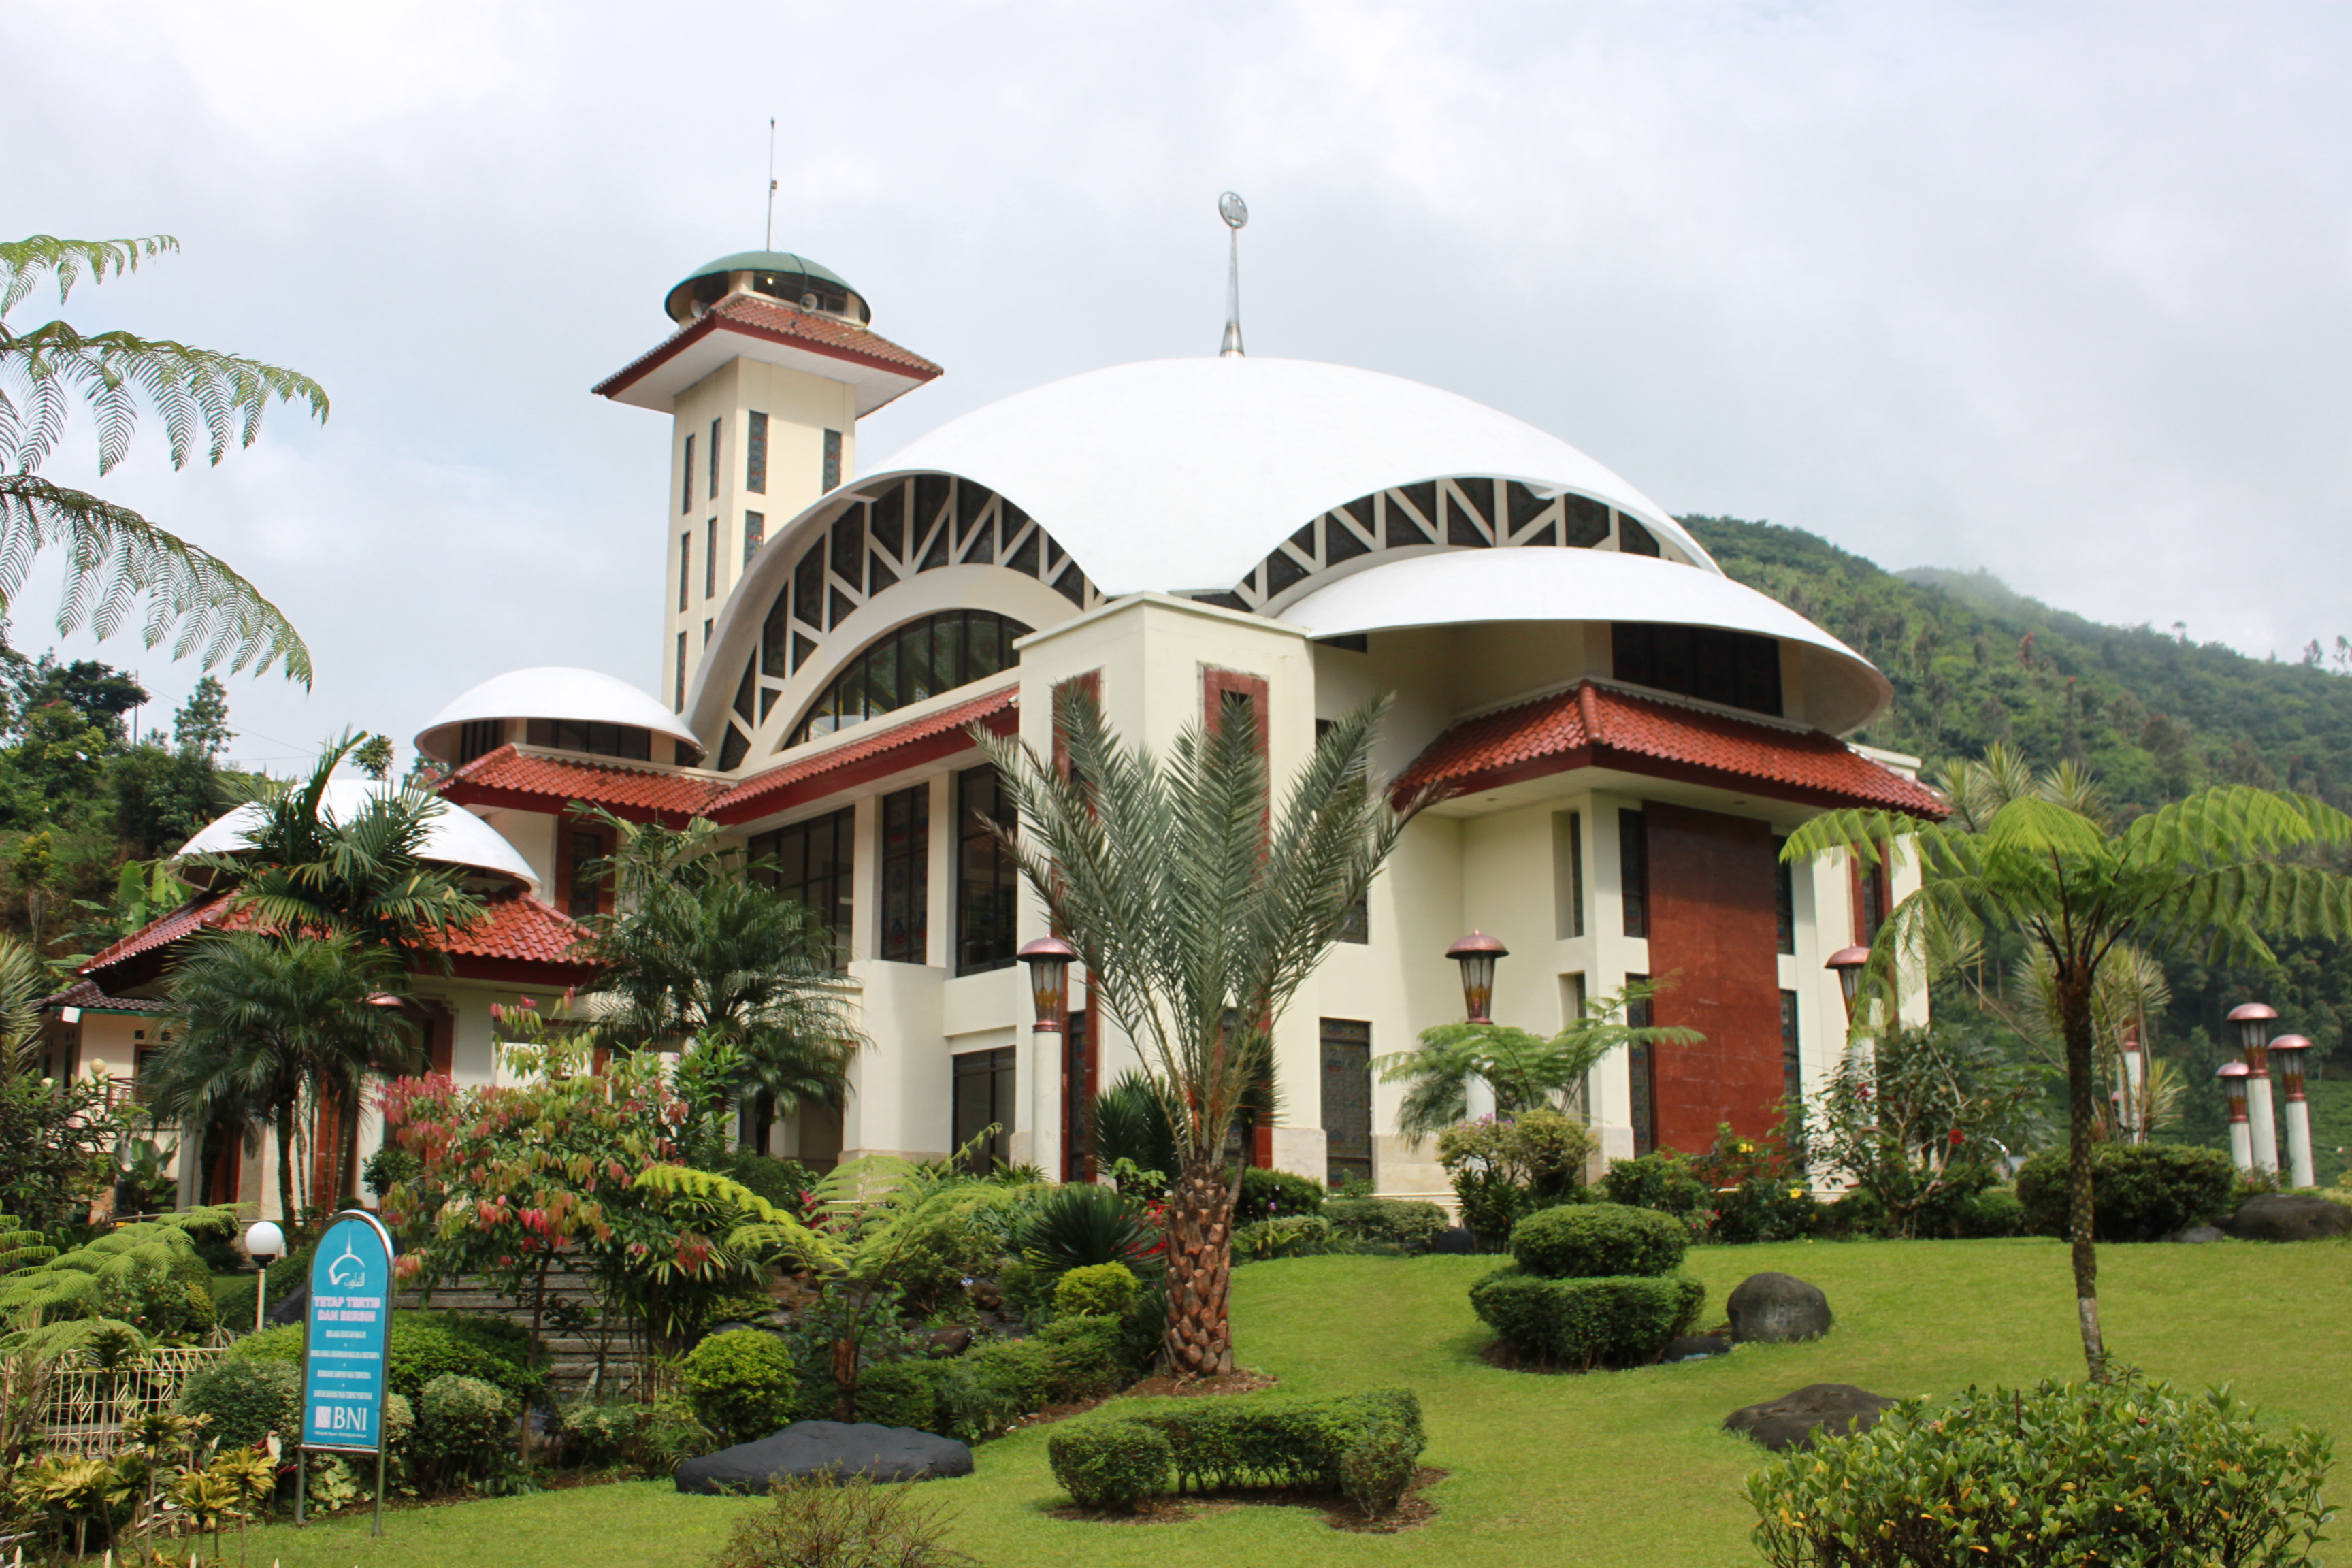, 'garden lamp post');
1018,936,1077,1182
244,1219,284,1335
1826,946,1871,1024
2118,1034,2146,1145
2216,1062,2253,1173
2227,1002,2281,1173
2270,1034,2316,1188
1447,931,1507,1122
